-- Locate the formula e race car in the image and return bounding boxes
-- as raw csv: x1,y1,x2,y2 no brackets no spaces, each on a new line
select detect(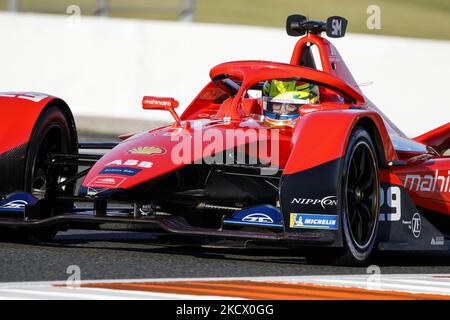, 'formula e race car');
0,15,448,266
